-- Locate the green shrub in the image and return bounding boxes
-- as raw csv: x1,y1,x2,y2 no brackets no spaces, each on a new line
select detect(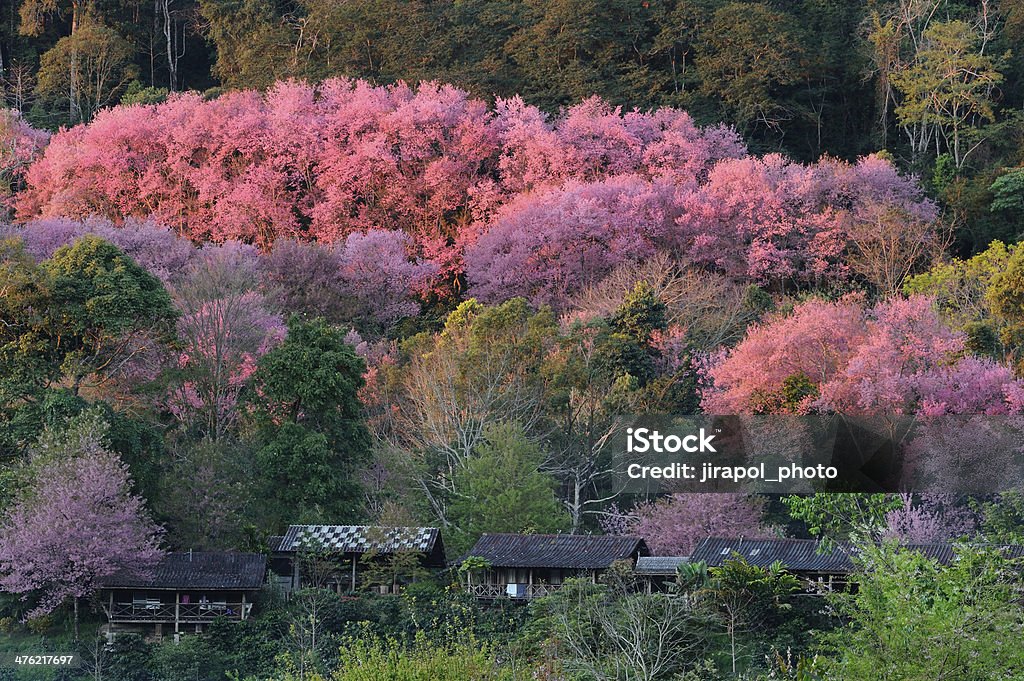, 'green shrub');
329,632,520,681
26,614,52,635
